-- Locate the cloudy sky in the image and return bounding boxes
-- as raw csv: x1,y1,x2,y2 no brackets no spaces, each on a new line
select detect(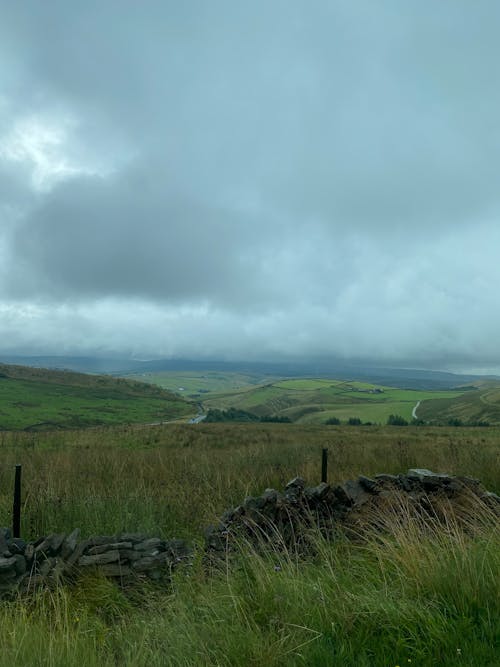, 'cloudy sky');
1,1,499,370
